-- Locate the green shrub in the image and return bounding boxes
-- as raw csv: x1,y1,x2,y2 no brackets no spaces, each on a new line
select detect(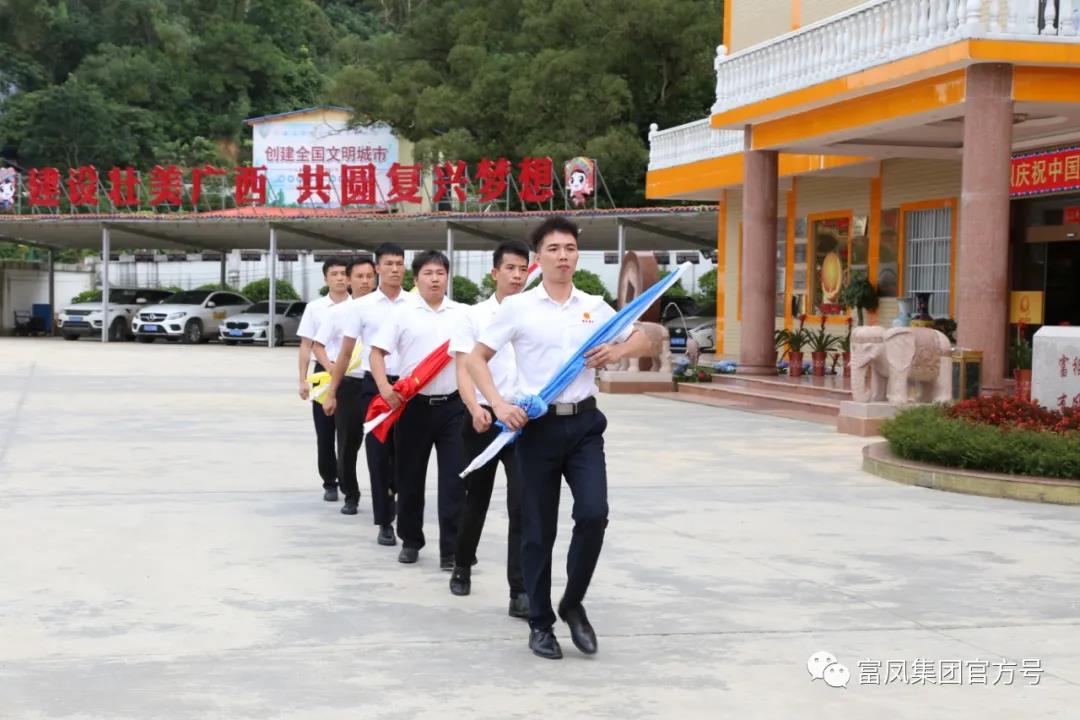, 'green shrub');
881,405,1080,479
71,289,103,303
572,269,614,306
452,276,481,305
196,282,239,292
240,278,300,302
